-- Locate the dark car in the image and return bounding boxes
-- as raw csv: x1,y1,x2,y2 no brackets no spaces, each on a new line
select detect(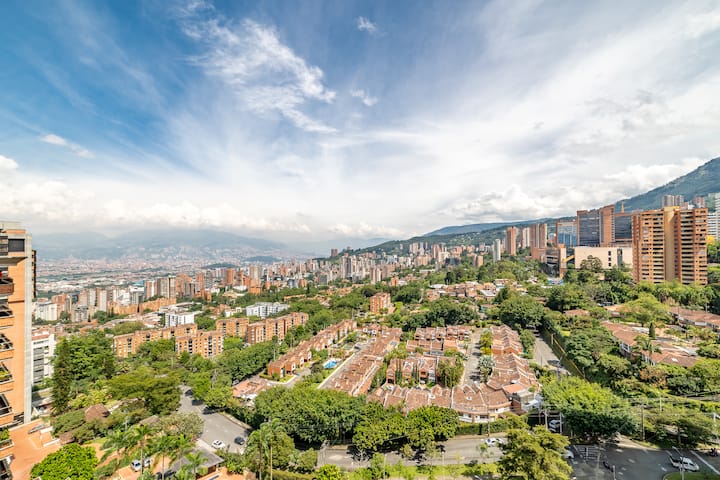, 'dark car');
234,436,245,445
